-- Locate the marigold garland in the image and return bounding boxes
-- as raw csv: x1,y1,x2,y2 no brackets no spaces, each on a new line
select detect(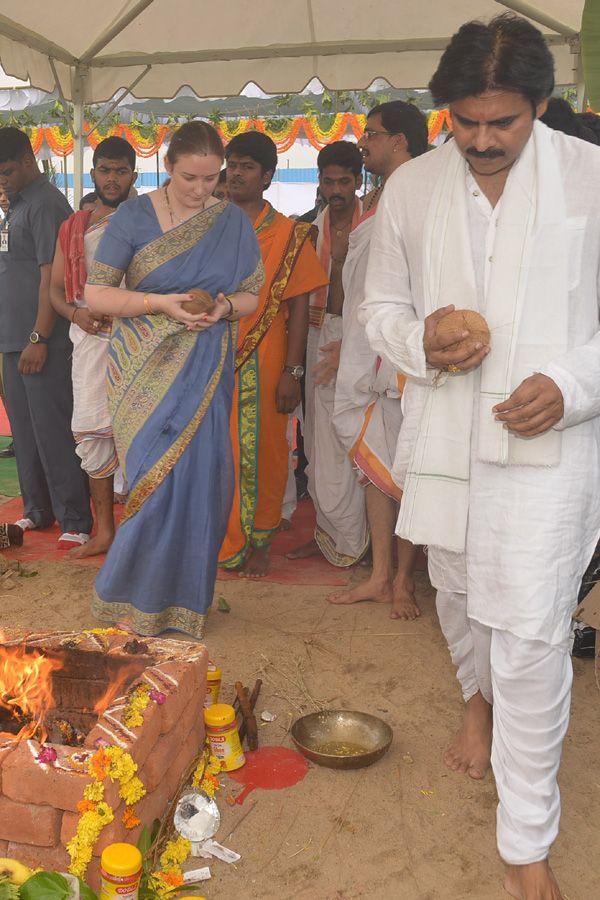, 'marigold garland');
123,682,152,727
25,108,466,160
67,745,147,878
